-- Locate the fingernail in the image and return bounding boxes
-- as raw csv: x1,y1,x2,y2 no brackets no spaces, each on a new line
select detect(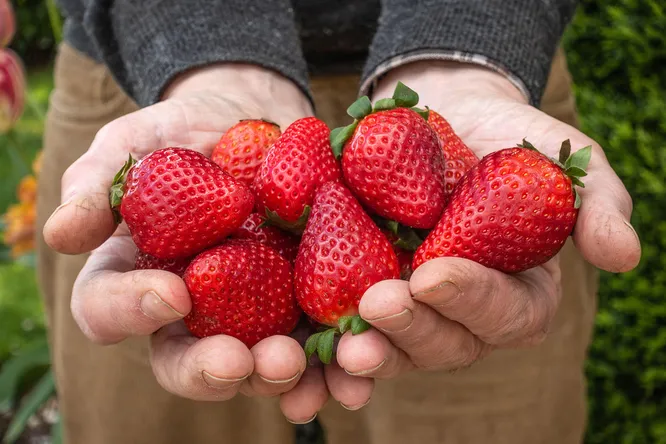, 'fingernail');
367,308,413,333
140,291,183,321
45,197,74,226
287,413,317,425
202,371,248,389
258,371,301,385
340,398,371,411
412,281,461,307
345,358,386,376
623,219,640,245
